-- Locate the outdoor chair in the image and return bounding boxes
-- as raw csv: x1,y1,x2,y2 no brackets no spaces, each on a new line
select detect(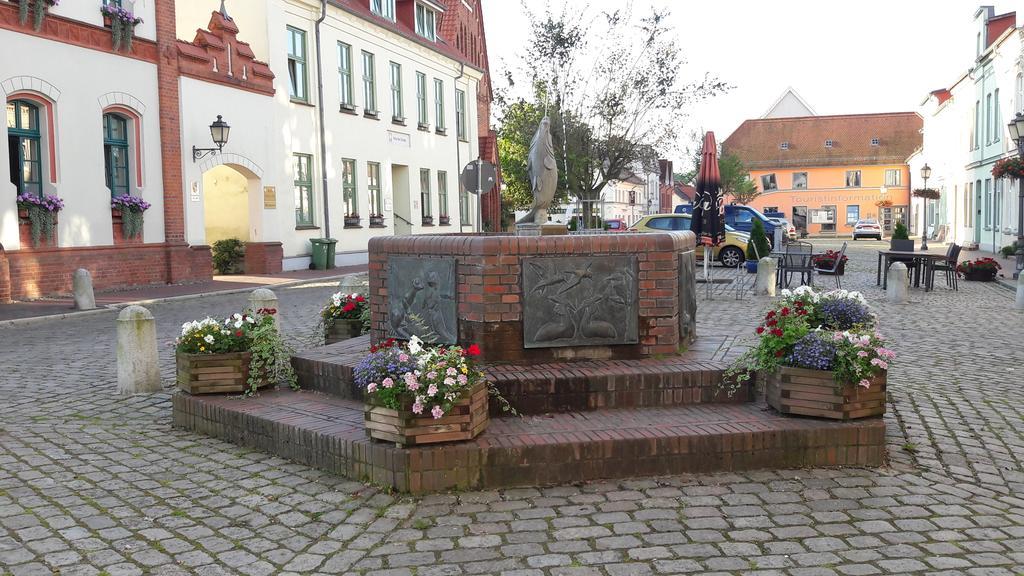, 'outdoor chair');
813,241,847,289
927,243,961,291
783,241,814,287
887,238,919,282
